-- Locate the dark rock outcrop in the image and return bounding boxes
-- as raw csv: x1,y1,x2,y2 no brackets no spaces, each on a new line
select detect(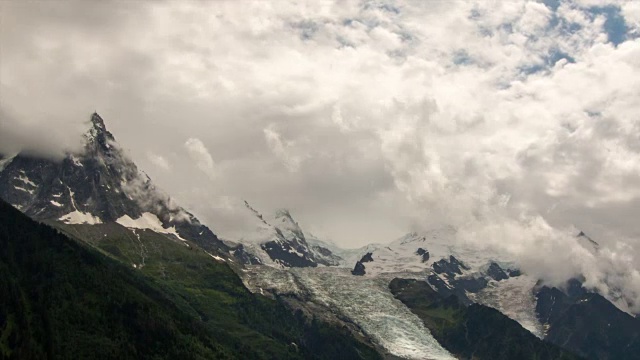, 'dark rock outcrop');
432,256,468,277
486,262,509,281
536,278,640,360
416,248,430,262
449,256,470,270
231,244,263,265
452,276,489,293
351,261,366,276
262,240,318,268
427,274,471,305
507,269,522,277
359,252,374,263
